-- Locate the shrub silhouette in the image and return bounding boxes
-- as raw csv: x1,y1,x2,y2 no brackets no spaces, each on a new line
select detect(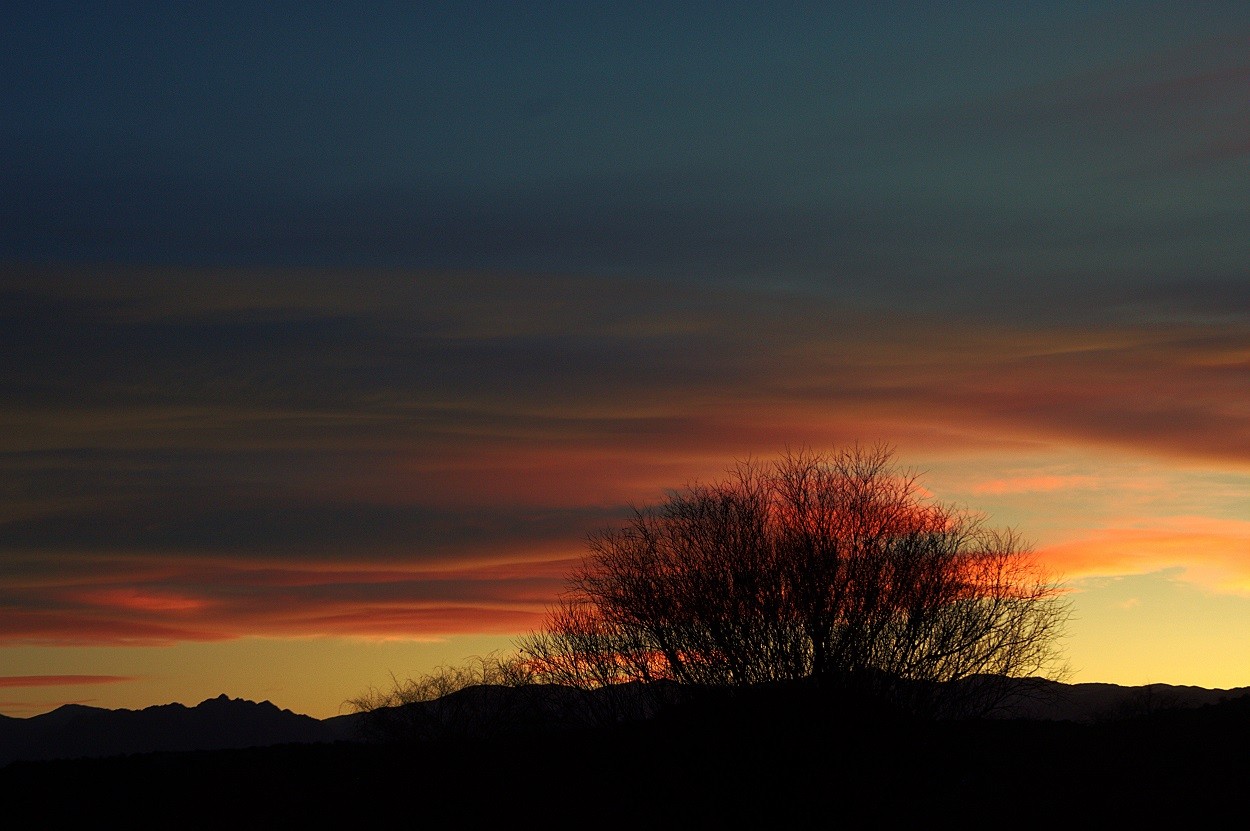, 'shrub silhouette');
344,653,551,742
516,443,1071,719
